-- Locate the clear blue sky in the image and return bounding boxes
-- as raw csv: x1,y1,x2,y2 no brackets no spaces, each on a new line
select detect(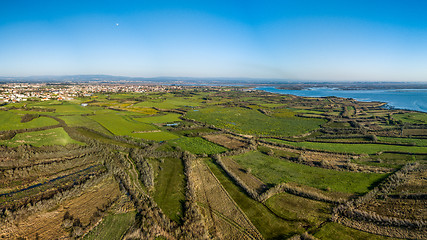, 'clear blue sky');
1,0,426,81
